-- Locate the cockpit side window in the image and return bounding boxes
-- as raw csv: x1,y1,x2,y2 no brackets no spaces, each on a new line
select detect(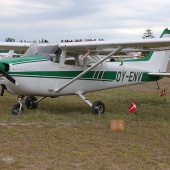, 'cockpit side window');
24,44,59,60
